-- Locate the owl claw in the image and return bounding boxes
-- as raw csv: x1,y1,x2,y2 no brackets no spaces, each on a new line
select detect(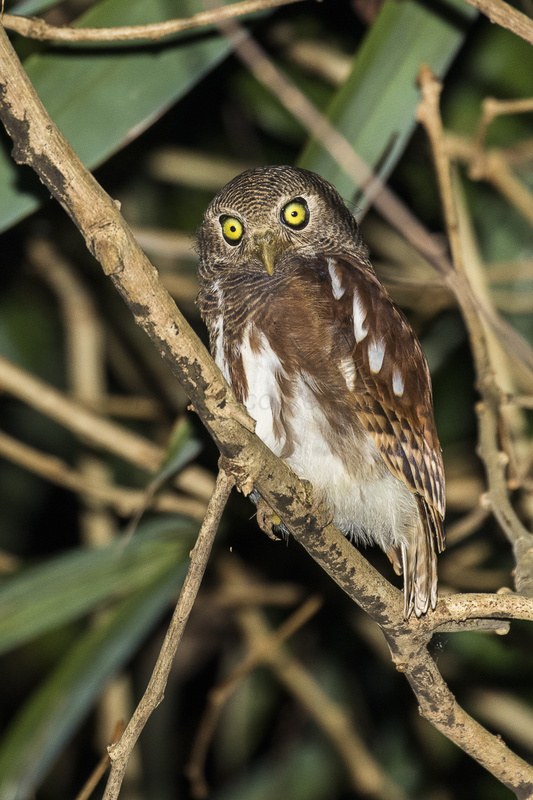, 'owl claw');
255,498,283,541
